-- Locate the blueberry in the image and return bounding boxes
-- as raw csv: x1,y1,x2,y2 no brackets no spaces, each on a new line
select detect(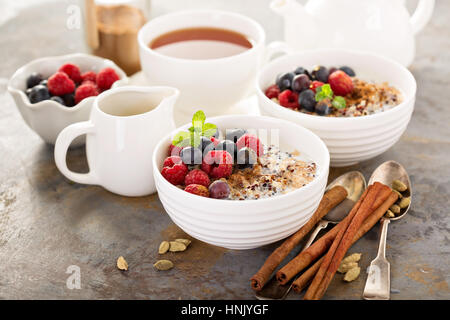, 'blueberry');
236,147,257,169
276,72,295,91
294,67,312,79
62,93,75,107
25,88,32,97
291,74,311,92
50,96,65,105
28,85,50,103
311,66,329,83
328,67,338,76
215,140,236,160
208,180,230,199
26,72,43,89
298,89,316,112
200,136,215,156
315,100,332,116
225,128,247,143
180,147,203,165
339,66,356,77
39,80,48,87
